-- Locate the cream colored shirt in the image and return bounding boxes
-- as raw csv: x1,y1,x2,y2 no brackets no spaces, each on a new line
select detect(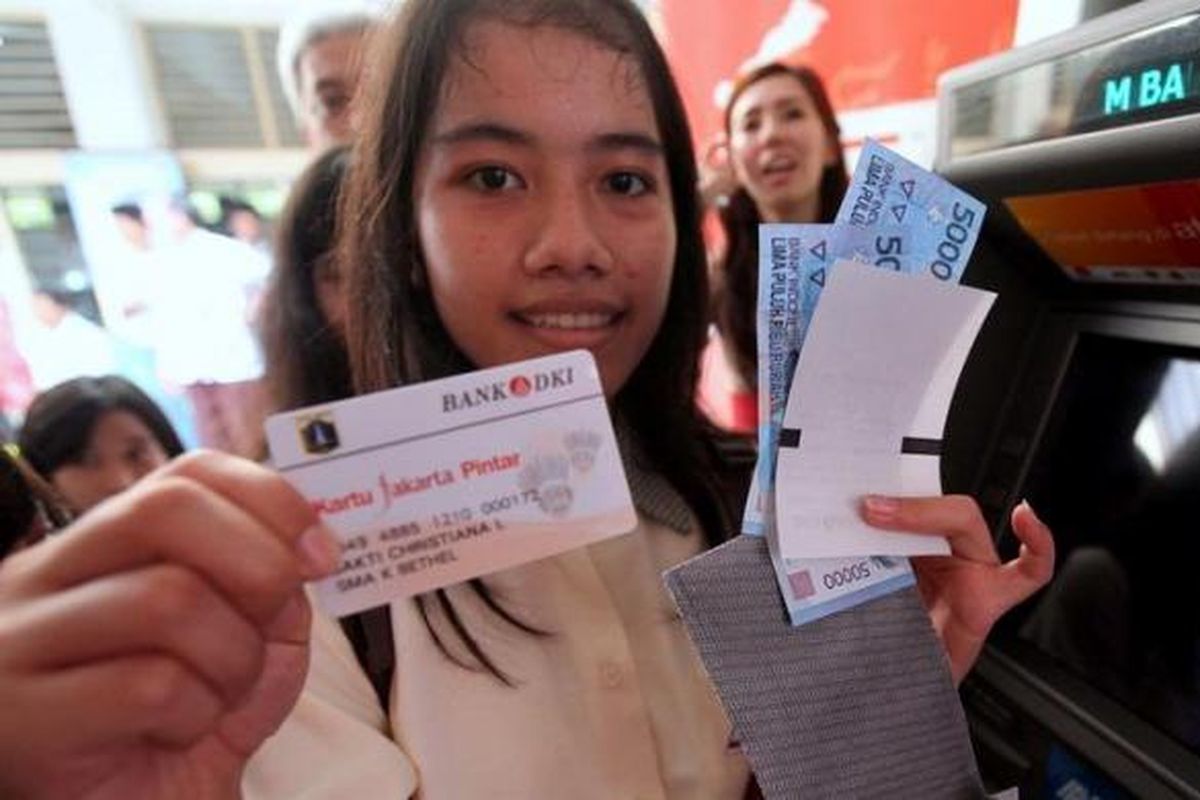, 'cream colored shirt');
244,513,751,799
